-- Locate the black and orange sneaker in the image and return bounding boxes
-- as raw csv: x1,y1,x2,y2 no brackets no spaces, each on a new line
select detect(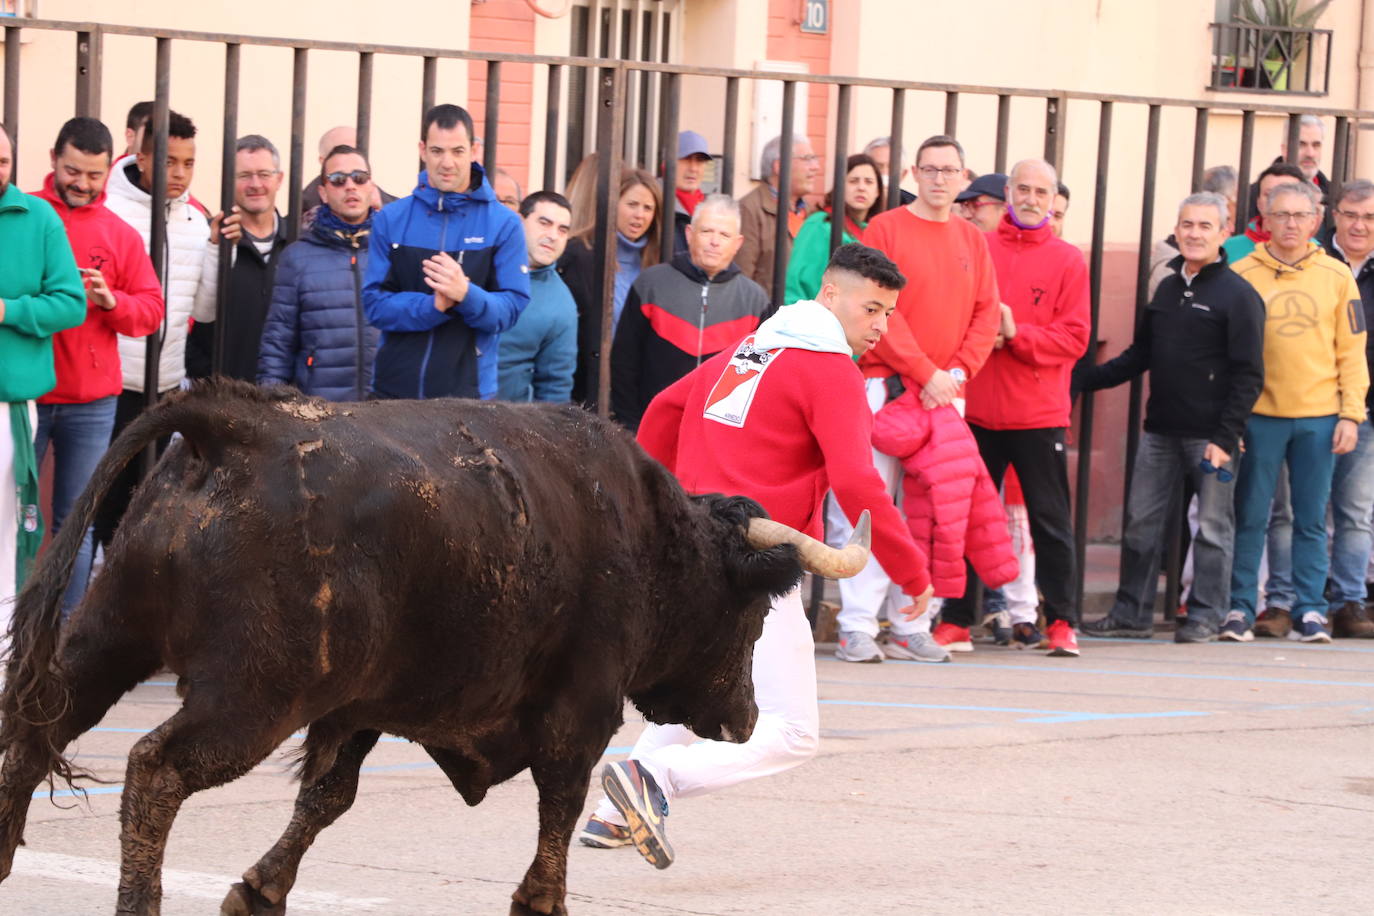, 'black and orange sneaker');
578,814,632,849
602,760,674,869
